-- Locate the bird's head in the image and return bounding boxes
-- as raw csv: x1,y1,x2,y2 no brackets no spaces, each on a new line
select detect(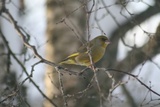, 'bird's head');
94,35,110,47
